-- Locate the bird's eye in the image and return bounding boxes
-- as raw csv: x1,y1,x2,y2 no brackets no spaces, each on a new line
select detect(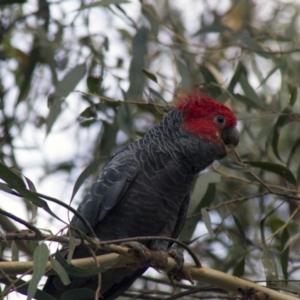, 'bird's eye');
216,115,225,126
